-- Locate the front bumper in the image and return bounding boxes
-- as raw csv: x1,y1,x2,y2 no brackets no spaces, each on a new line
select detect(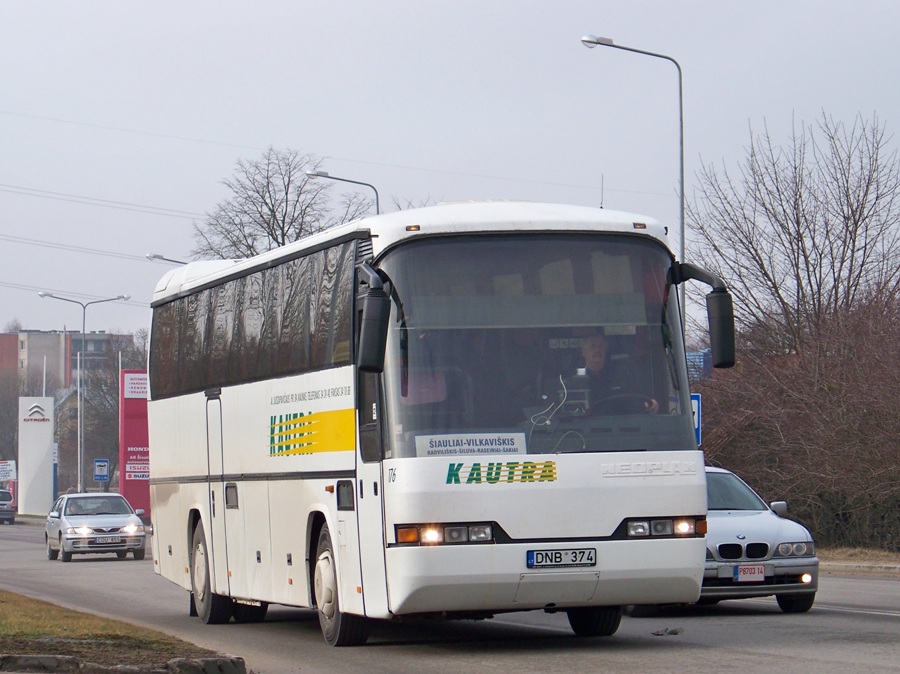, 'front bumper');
62,534,146,555
383,538,707,617
701,558,818,599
